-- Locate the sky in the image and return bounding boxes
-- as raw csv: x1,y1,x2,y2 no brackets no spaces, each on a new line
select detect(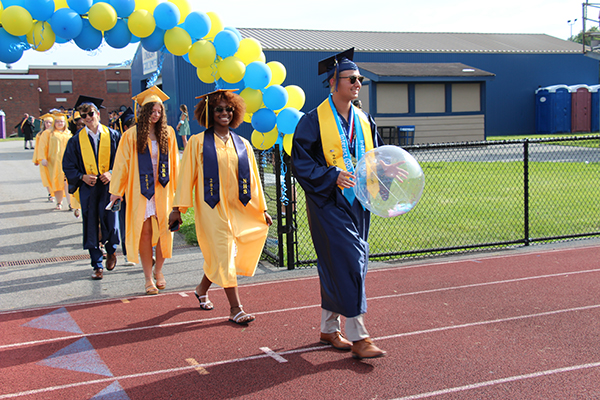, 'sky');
5,0,586,70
